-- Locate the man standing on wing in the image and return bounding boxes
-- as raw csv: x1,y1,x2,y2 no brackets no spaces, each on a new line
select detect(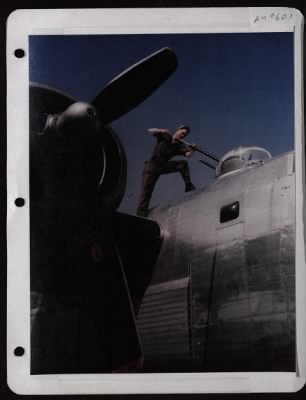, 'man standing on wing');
137,125,196,217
